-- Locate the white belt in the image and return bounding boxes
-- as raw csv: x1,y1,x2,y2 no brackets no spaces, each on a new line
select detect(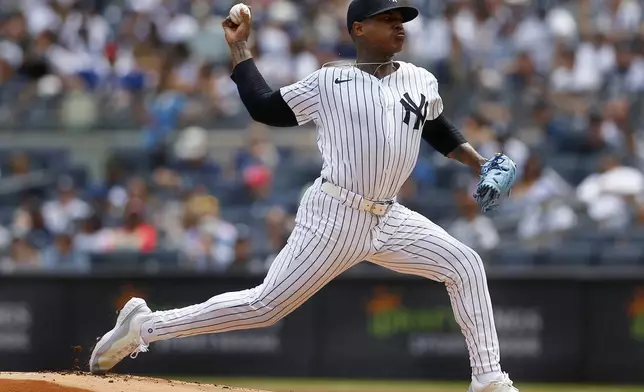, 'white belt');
320,179,393,216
